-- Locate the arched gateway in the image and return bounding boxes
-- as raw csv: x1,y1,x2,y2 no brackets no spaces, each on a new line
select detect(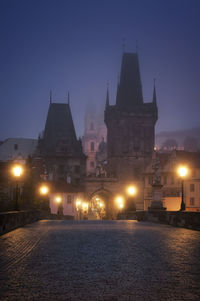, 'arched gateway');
84,177,144,220
88,188,114,220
